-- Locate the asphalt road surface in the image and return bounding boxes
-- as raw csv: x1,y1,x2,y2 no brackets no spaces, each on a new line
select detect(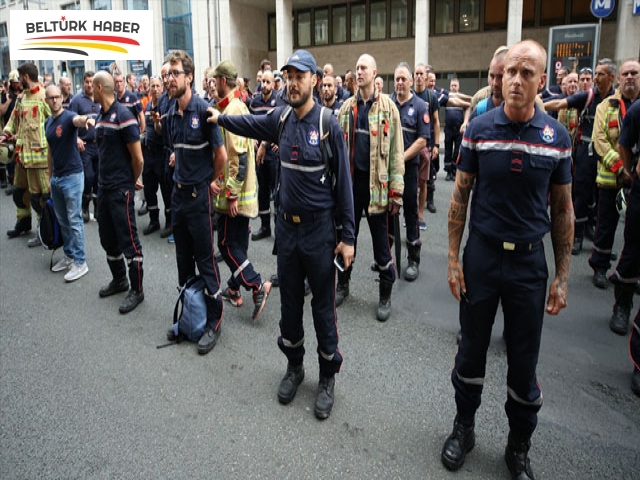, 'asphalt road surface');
1,171,638,479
